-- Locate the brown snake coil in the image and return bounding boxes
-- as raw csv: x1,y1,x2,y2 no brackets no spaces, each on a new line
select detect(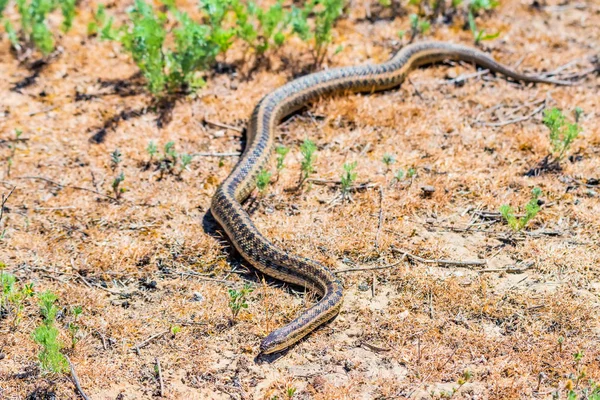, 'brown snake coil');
210,41,568,354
